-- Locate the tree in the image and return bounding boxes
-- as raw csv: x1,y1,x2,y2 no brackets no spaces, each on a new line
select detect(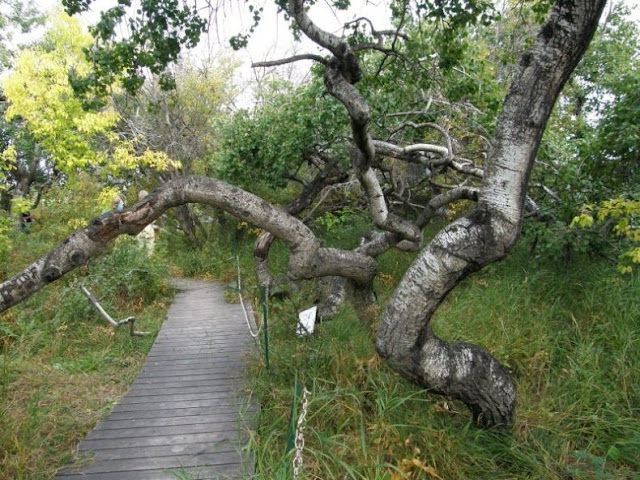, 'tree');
0,13,182,261
114,56,240,245
0,0,44,73
3,13,180,176
0,0,607,428
522,4,640,266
